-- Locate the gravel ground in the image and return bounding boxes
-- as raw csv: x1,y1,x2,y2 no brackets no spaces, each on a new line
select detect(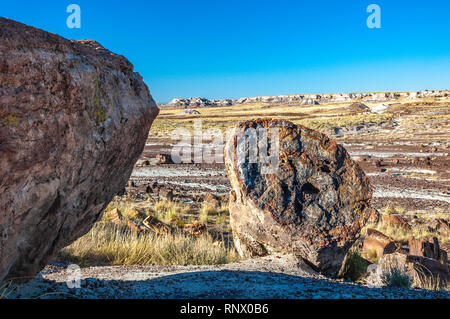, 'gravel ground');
5,255,449,299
